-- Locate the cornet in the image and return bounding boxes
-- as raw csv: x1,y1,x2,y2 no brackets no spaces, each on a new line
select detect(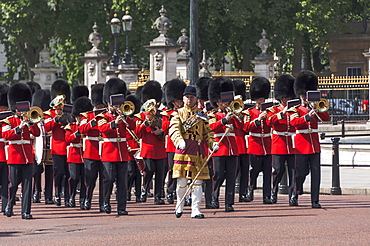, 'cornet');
113,101,140,143
25,106,44,124
314,98,329,112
